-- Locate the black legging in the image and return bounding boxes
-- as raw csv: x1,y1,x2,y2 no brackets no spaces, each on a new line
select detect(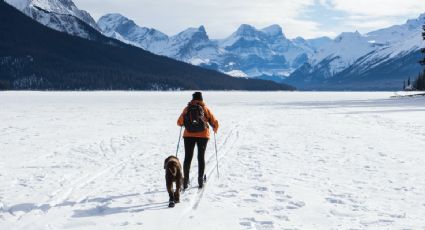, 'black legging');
183,137,208,181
